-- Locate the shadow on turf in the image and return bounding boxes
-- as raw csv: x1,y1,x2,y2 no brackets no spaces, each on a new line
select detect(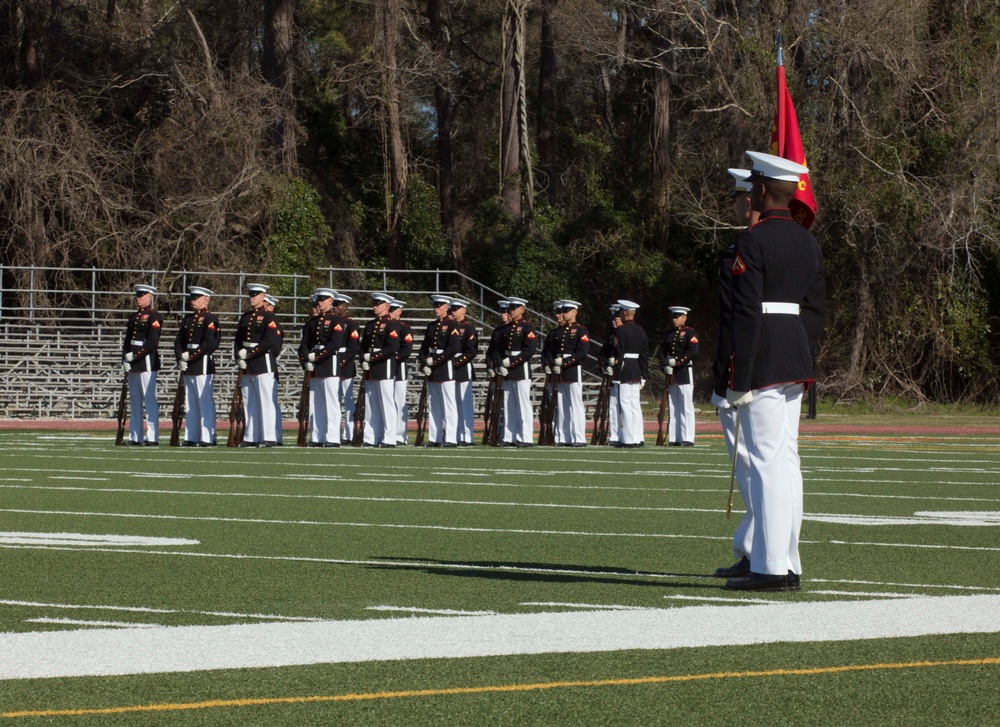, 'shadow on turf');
367,556,714,588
